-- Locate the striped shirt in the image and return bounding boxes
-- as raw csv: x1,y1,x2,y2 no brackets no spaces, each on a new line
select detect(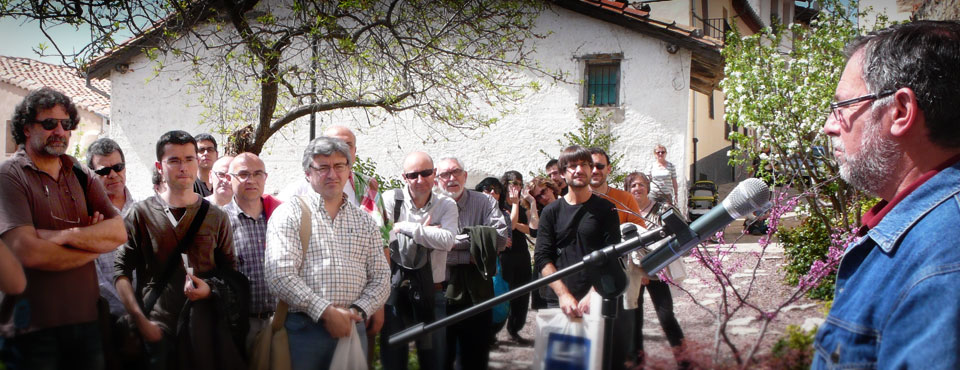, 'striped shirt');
647,161,677,204
223,199,276,314
265,193,390,320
